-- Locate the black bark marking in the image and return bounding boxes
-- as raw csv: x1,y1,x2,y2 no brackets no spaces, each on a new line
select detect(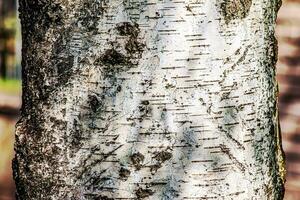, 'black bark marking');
135,188,154,199
149,164,161,174
276,0,282,13
141,100,150,105
116,22,140,37
32,27,76,101
19,1,63,42
116,22,145,61
77,0,107,32
130,152,145,170
53,31,75,86
95,21,146,77
70,118,84,150
219,0,252,23
122,22,146,60
119,167,131,180
94,195,114,200
116,85,122,92
96,44,144,75
125,39,145,57
77,145,123,179
99,49,130,66
56,56,74,77
138,100,152,119
220,144,246,172
154,151,172,163
150,151,172,173
88,94,103,113
95,48,135,77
